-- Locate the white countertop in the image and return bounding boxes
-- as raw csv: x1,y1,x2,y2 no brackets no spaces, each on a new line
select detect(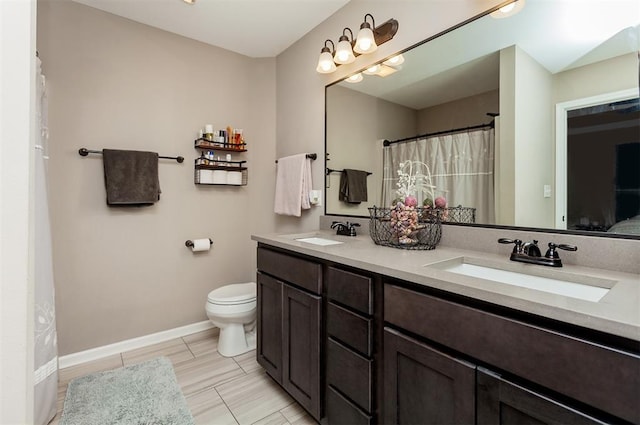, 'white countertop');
252,230,640,342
